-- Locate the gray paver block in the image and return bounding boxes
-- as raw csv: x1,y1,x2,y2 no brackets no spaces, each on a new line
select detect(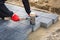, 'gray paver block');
4,32,28,40
40,16,52,28
35,11,59,24
32,16,52,31
0,20,31,40
41,13,58,24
